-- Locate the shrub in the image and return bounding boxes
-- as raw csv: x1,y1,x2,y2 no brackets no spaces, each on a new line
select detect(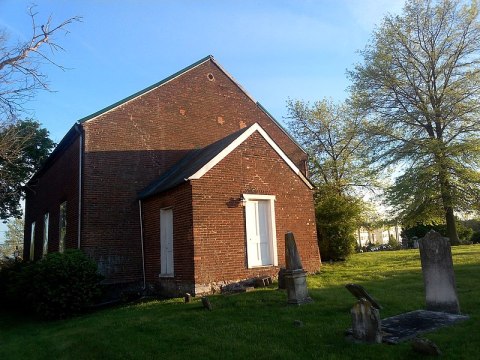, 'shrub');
471,231,480,244
0,259,29,307
28,250,103,318
316,191,362,261
2,250,103,319
388,234,401,250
